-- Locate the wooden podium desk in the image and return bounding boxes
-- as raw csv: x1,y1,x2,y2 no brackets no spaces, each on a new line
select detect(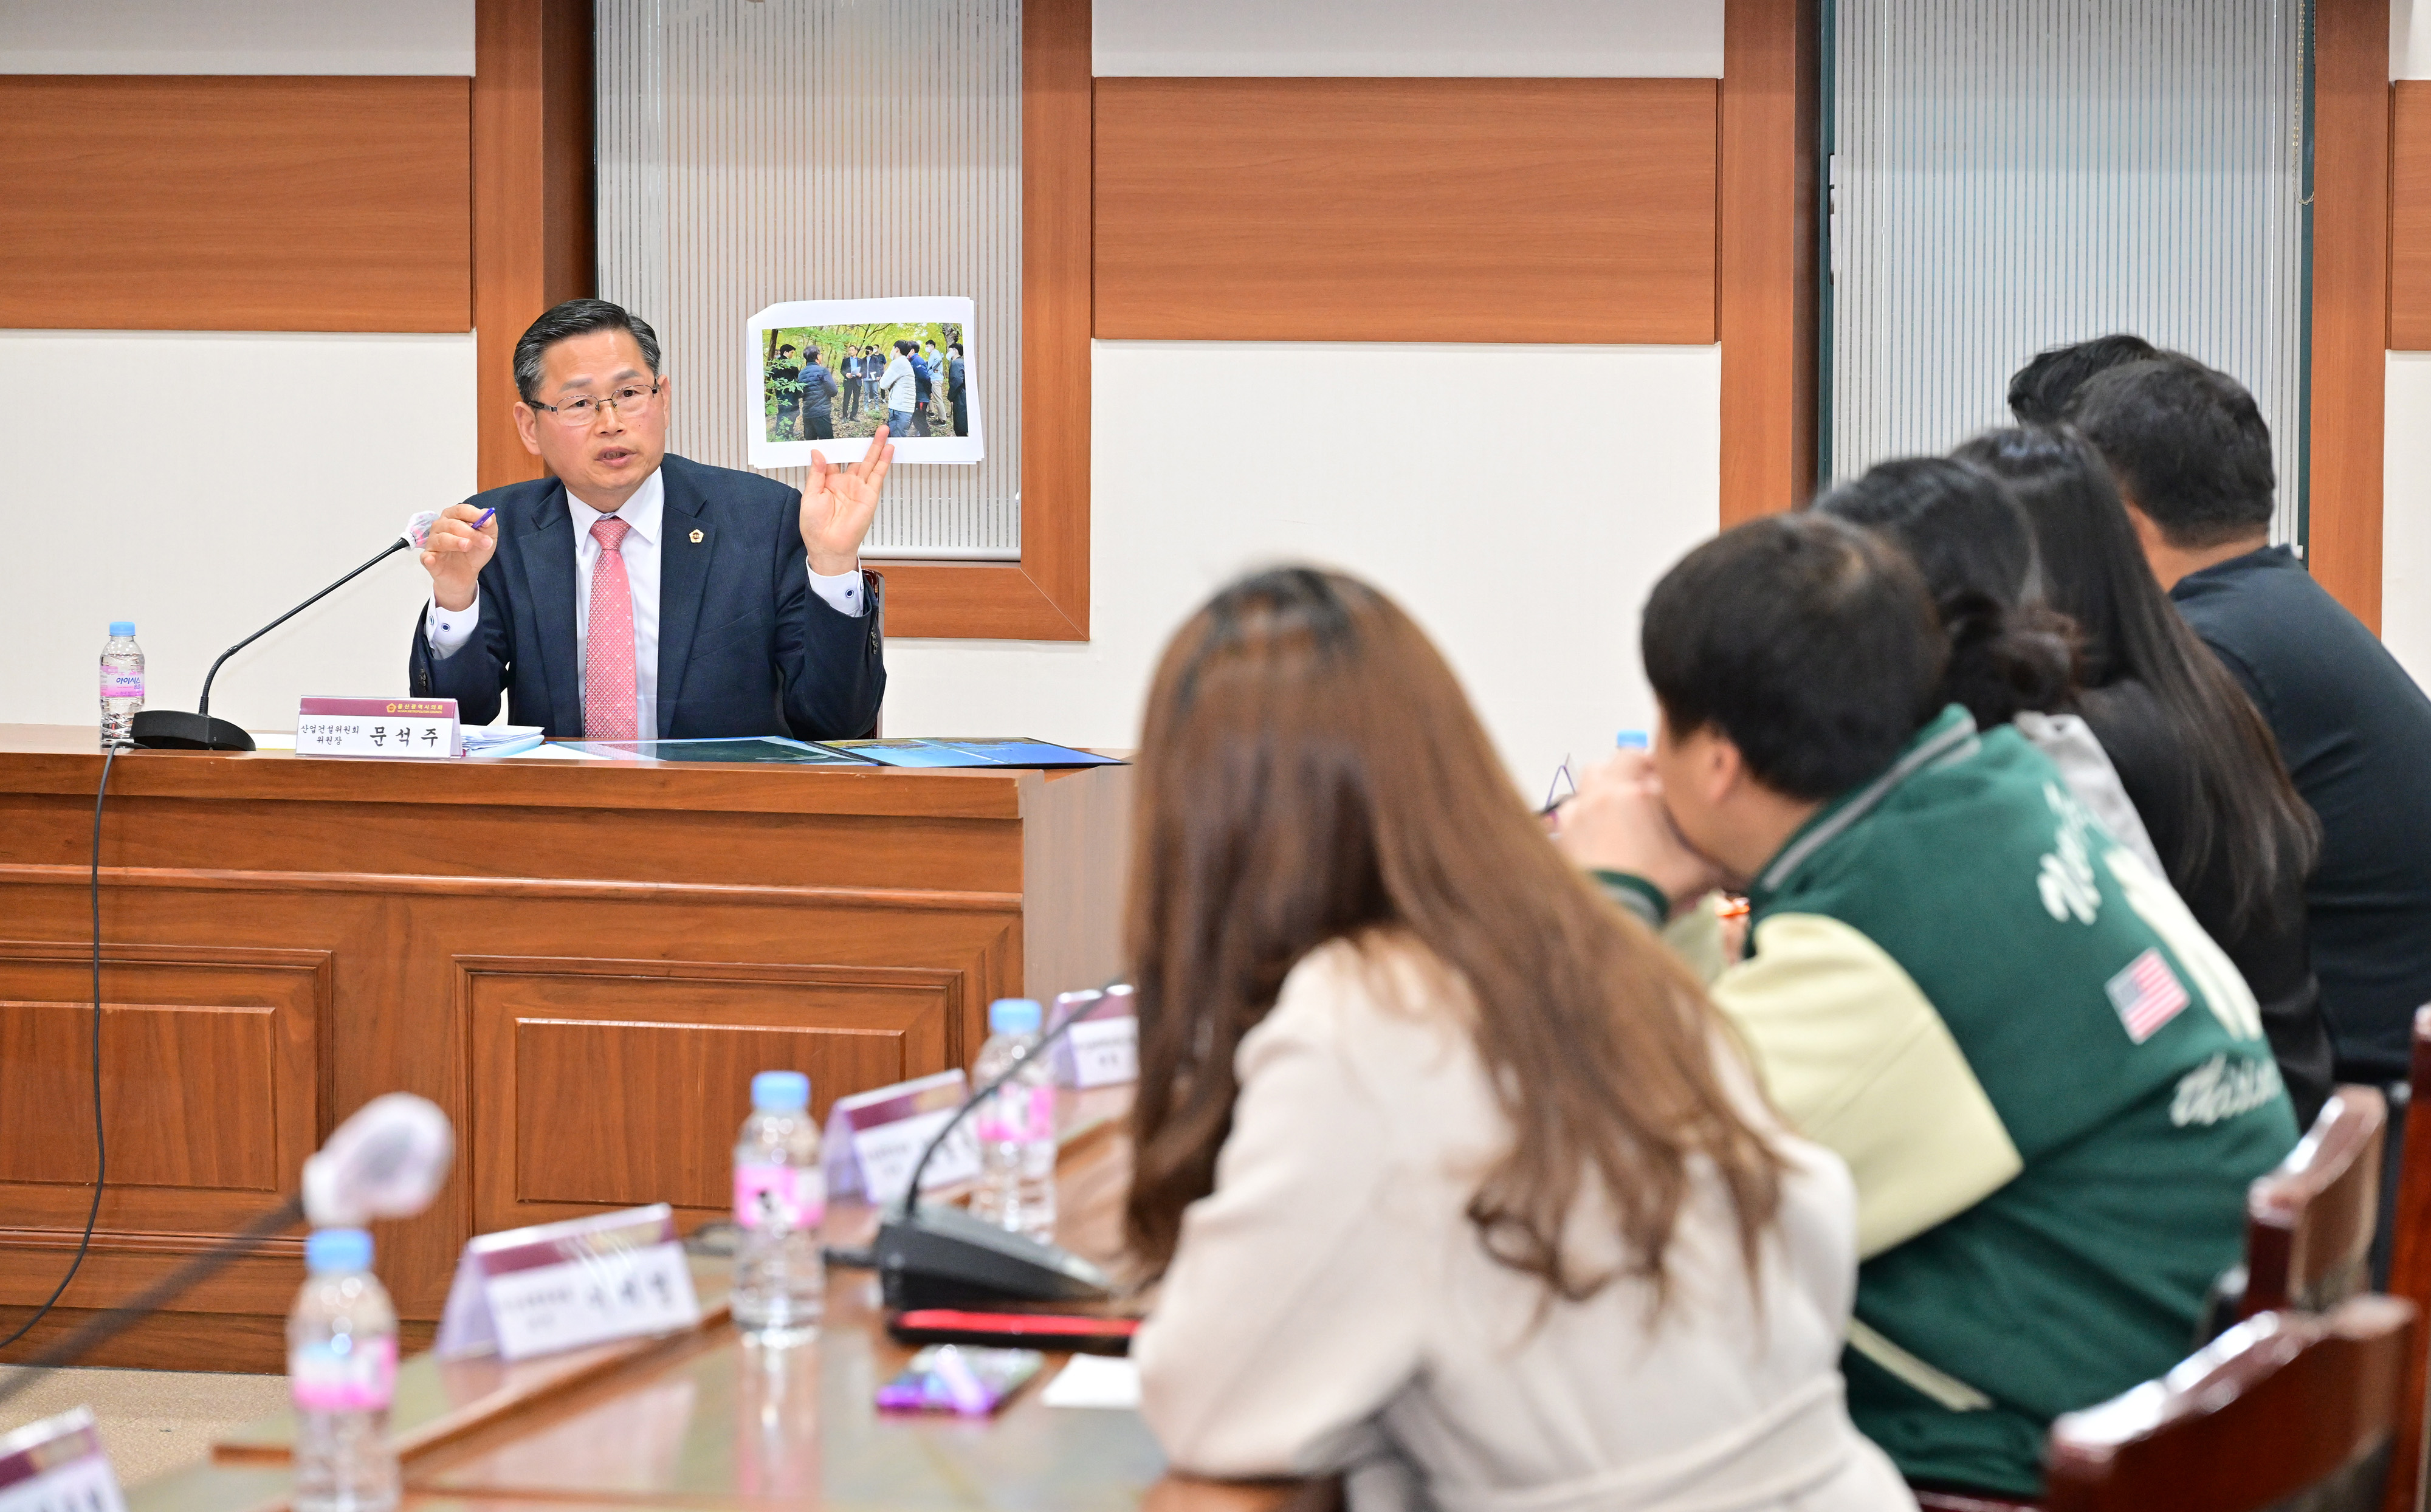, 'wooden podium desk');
0,726,1131,1373
123,1093,1338,1512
